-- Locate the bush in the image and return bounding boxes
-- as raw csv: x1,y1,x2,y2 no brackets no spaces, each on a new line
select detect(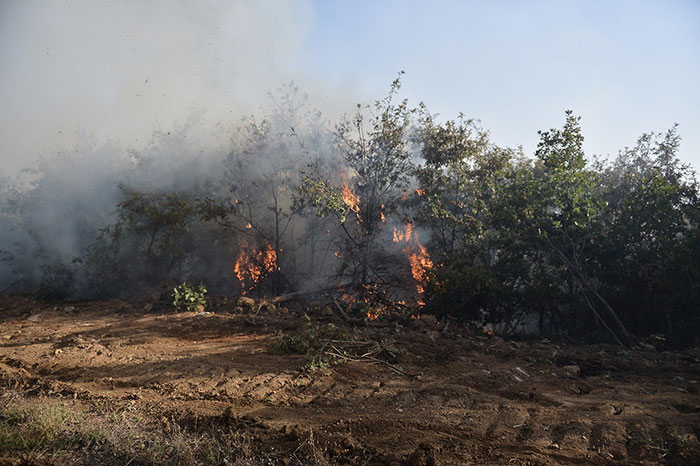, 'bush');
172,282,208,312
